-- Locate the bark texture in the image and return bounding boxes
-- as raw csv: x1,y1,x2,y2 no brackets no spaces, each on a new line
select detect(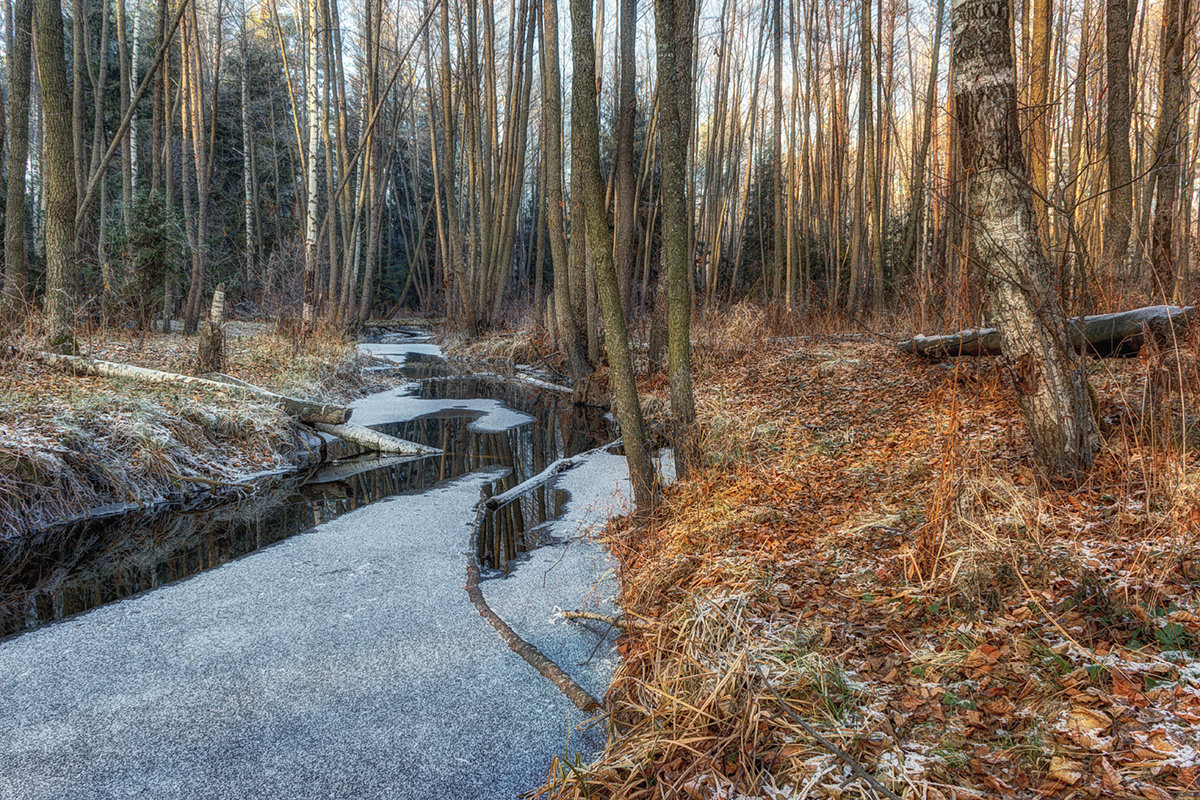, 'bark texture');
1148,0,1191,299
951,0,1099,475
34,0,78,349
3,0,32,314
1103,0,1134,271
541,0,589,381
654,0,701,478
571,0,656,508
